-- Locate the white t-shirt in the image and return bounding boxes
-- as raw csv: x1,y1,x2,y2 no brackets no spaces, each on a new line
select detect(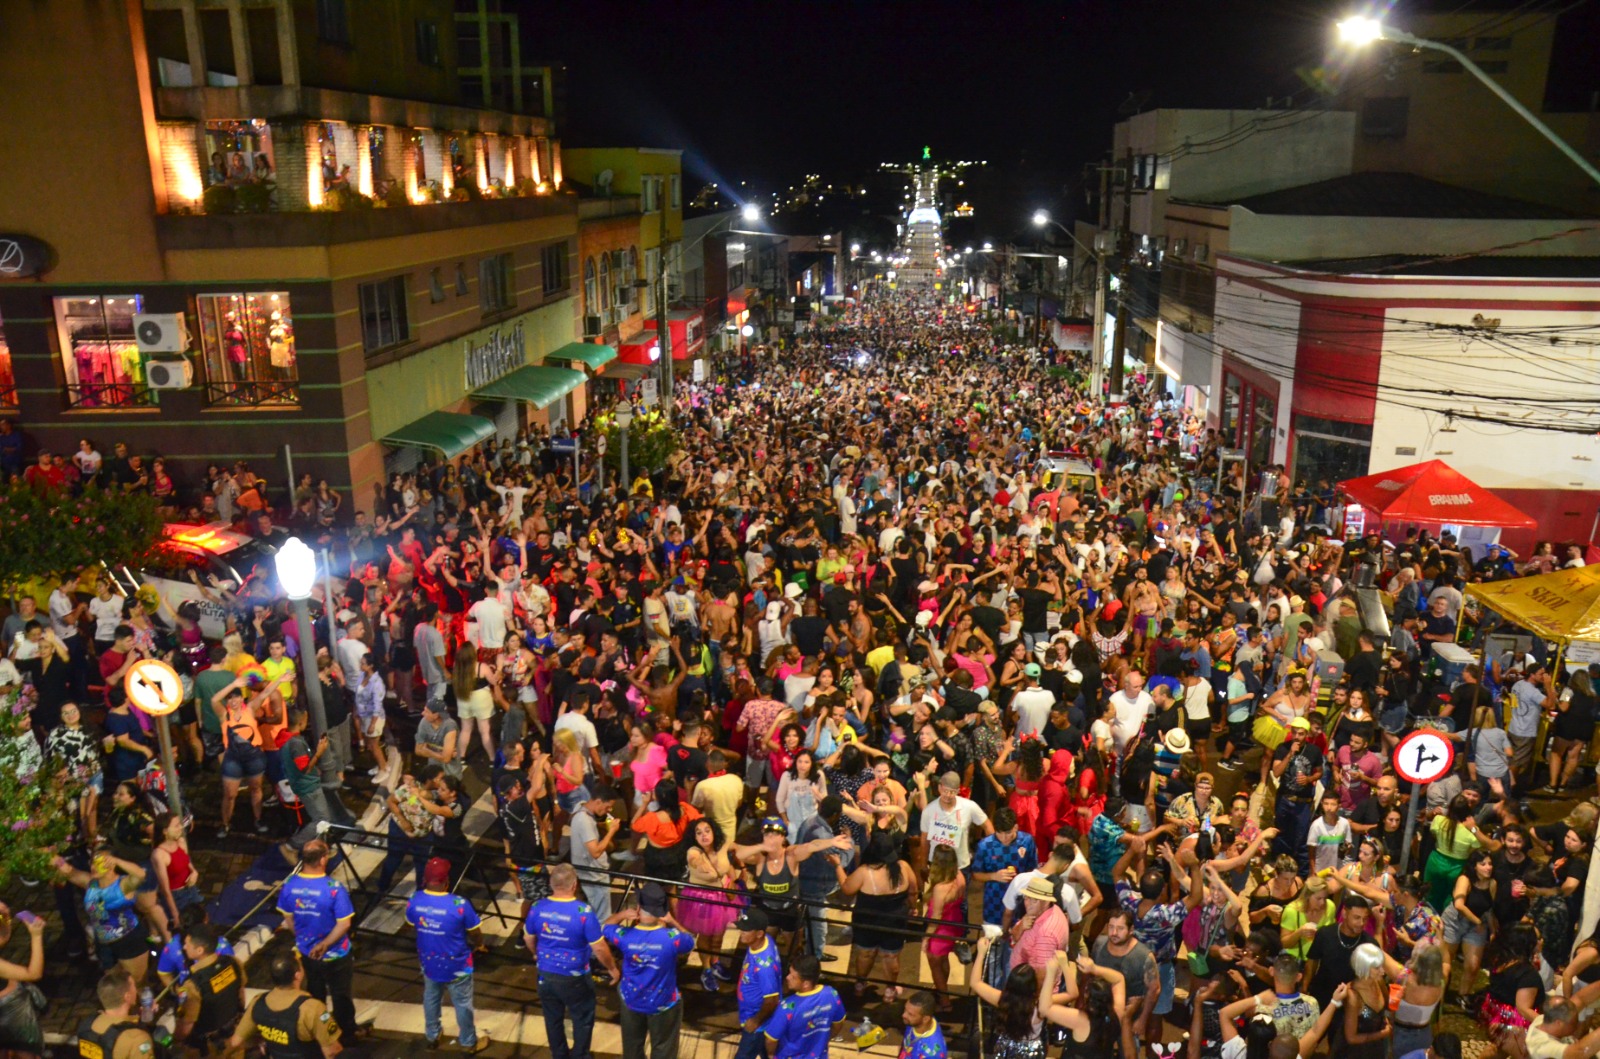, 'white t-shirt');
48,588,79,641
88,596,123,642
1011,687,1056,738
1306,815,1351,873
921,797,989,870
1110,690,1154,751
553,711,599,755
467,597,508,649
